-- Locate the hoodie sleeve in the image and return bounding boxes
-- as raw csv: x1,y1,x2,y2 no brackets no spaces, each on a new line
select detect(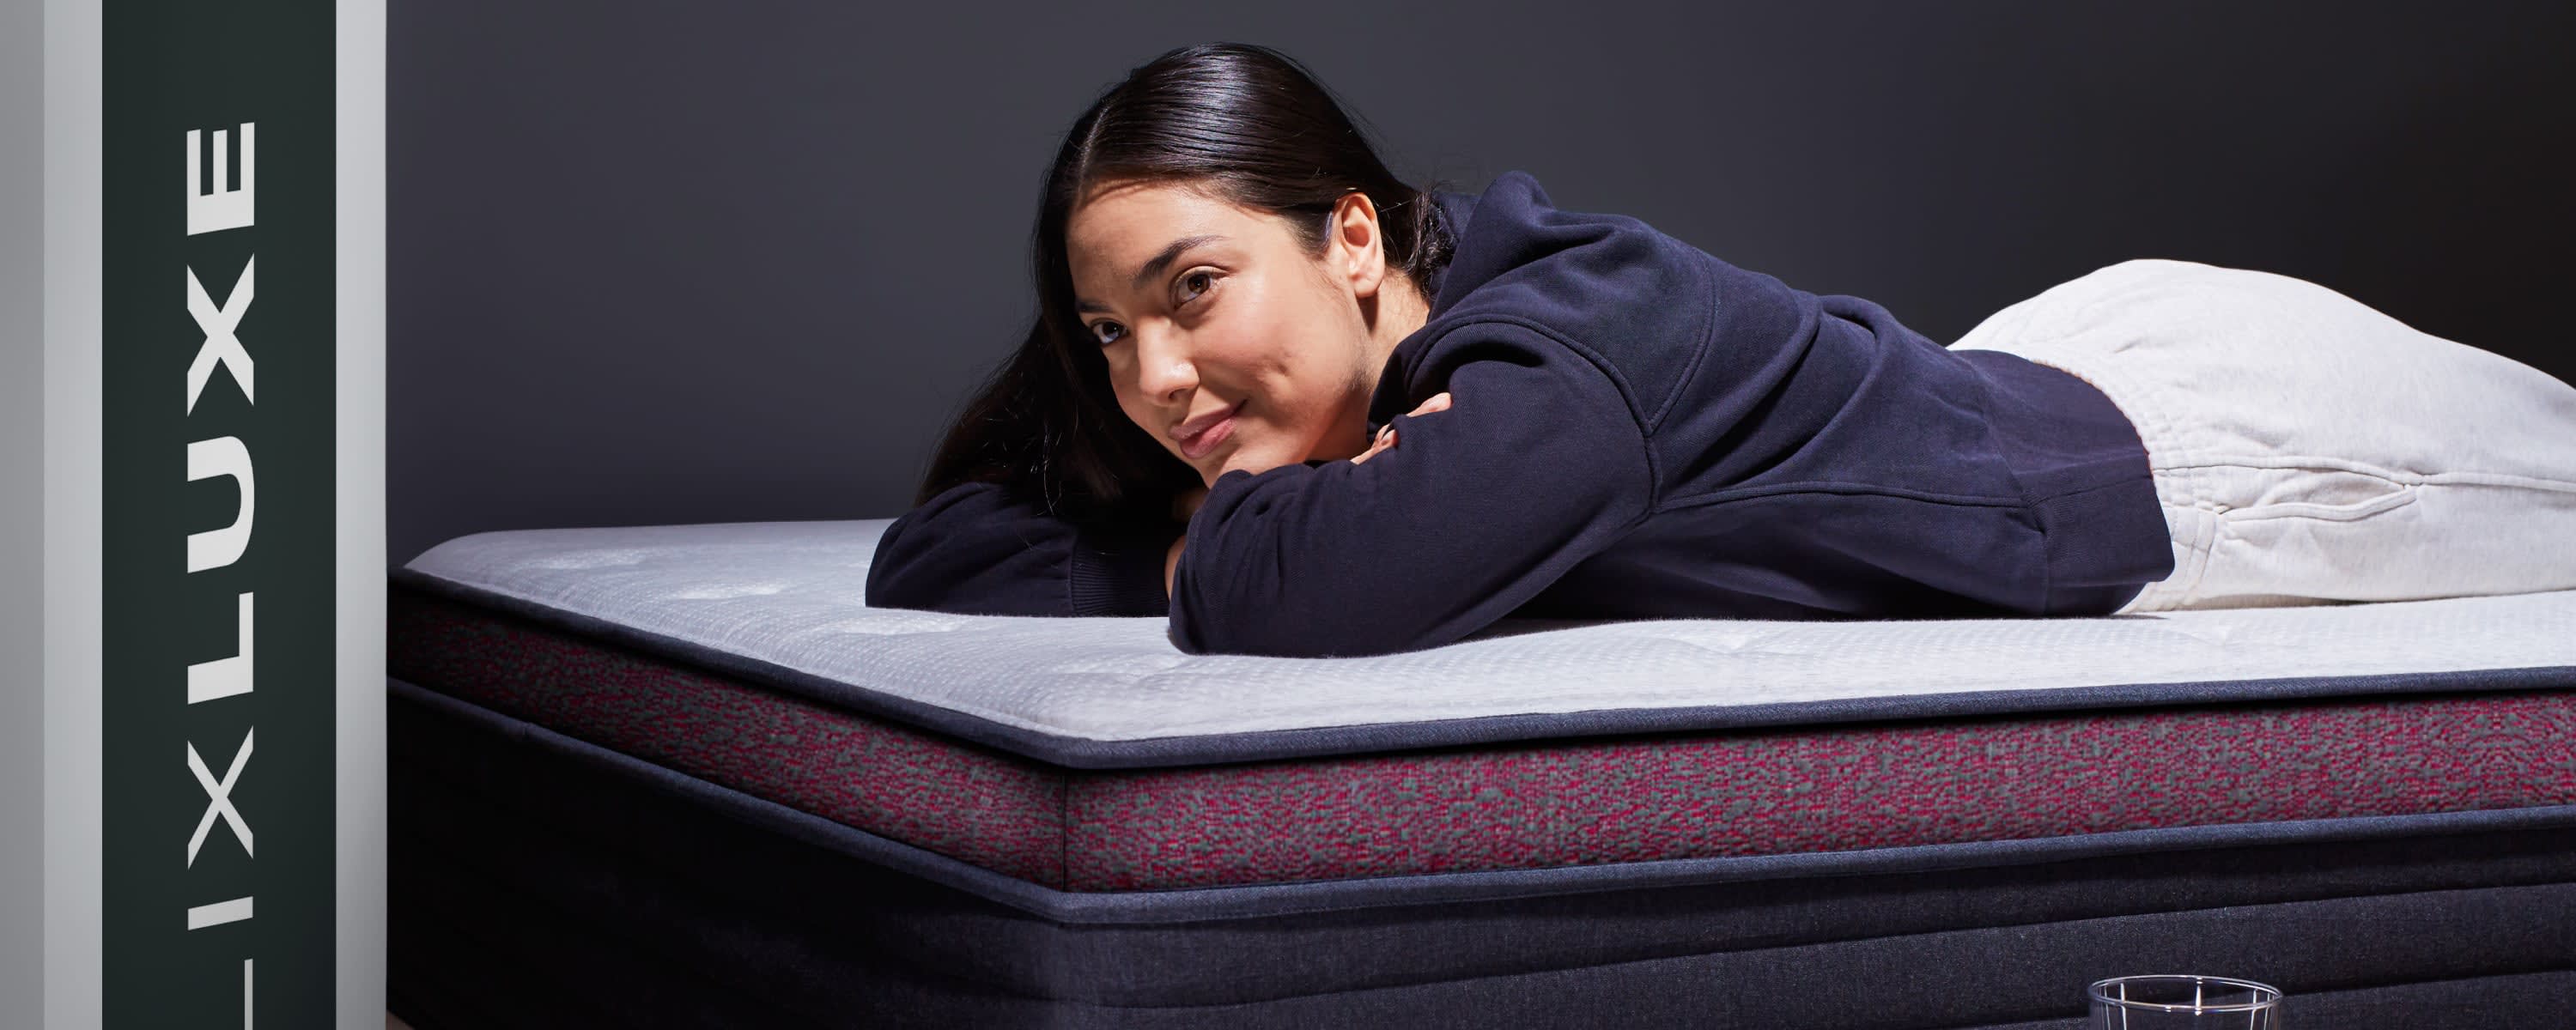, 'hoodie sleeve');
1170,319,1656,657
865,480,1175,617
